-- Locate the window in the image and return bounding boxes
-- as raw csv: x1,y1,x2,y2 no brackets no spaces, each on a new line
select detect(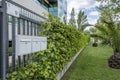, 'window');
8,15,12,41
29,22,31,35
32,23,35,36
18,19,20,34
20,19,23,35
0,0,2,6
8,16,12,22
34,24,37,36
15,18,18,35
25,20,27,35
23,20,25,35
31,23,33,35
27,21,29,35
